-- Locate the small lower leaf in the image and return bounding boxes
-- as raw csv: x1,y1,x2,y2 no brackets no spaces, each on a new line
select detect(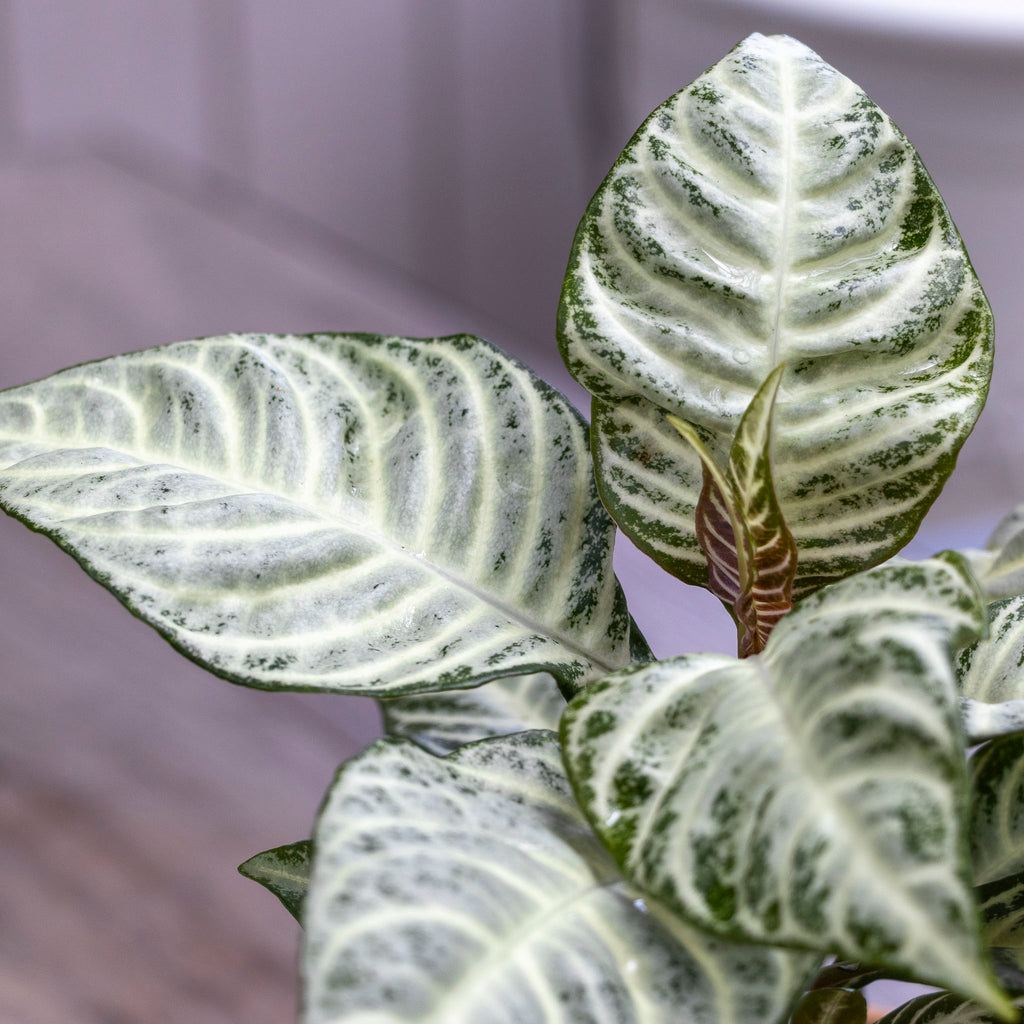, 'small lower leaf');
302,731,815,1024
809,962,883,992
238,839,312,923
791,988,867,1024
